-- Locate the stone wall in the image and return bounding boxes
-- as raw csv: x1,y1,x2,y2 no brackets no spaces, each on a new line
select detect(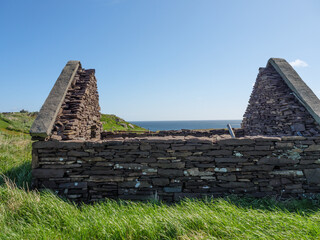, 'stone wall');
51,66,102,141
101,128,245,139
32,135,320,202
242,64,320,136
